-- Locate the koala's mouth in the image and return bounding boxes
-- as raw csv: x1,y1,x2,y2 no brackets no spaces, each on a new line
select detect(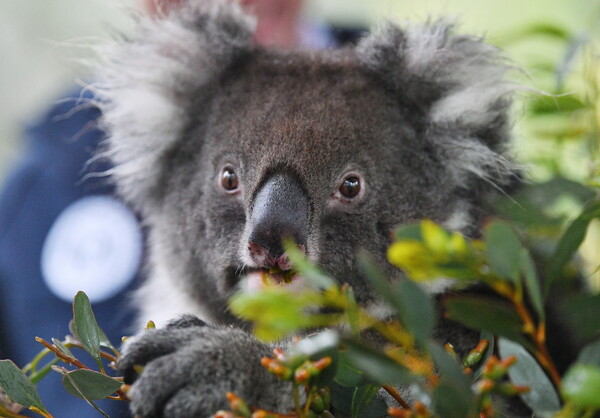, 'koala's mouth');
242,267,301,291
